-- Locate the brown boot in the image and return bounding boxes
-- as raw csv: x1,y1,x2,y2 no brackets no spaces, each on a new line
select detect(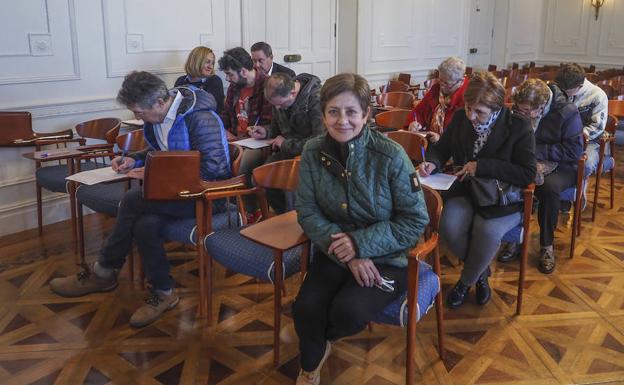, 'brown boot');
296,341,331,385
129,290,179,328
279,322,299,344
49,263,118,297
